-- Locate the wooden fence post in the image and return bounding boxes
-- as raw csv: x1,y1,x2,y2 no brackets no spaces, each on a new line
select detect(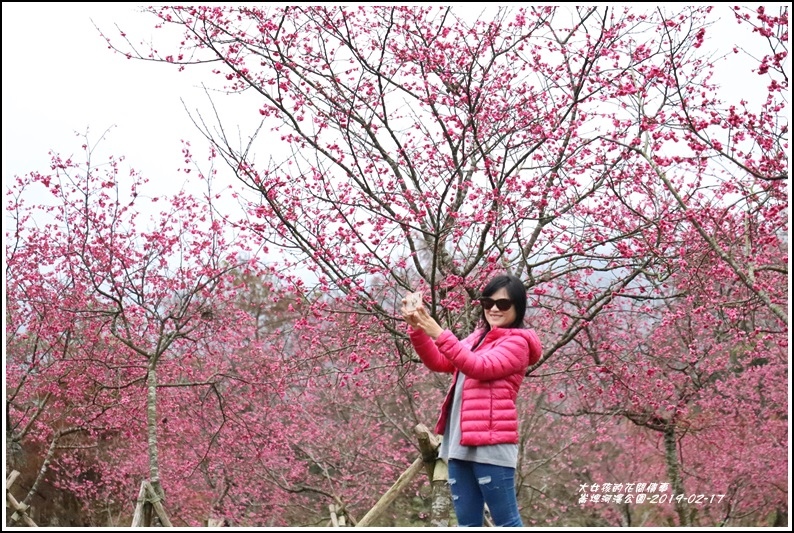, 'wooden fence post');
414,424,452,526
